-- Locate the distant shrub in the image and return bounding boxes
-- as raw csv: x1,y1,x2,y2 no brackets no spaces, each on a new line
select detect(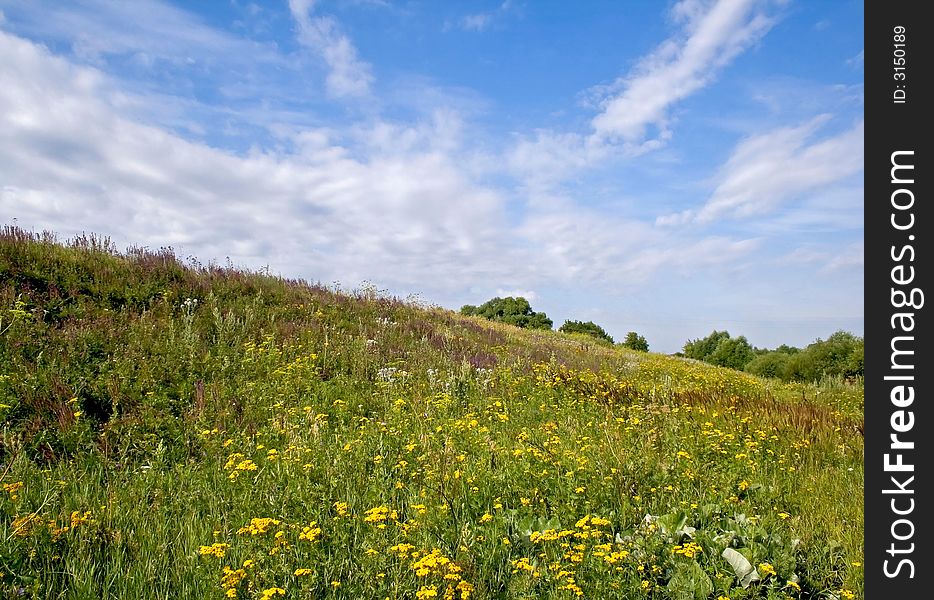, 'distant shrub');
683,331,754,371
460,297,553,330
782,331,863,382
683,330,731,363
744,351,791,379
559,320,614,344
621,331,649,352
